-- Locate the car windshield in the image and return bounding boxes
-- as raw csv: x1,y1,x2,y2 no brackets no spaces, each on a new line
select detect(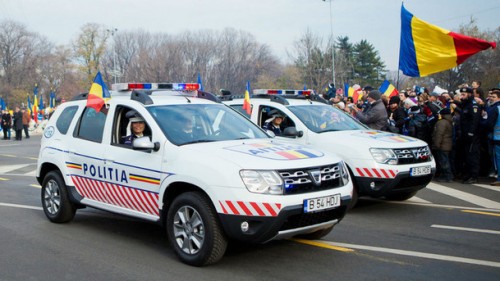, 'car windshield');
147,104,269,145
288,104,367,133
